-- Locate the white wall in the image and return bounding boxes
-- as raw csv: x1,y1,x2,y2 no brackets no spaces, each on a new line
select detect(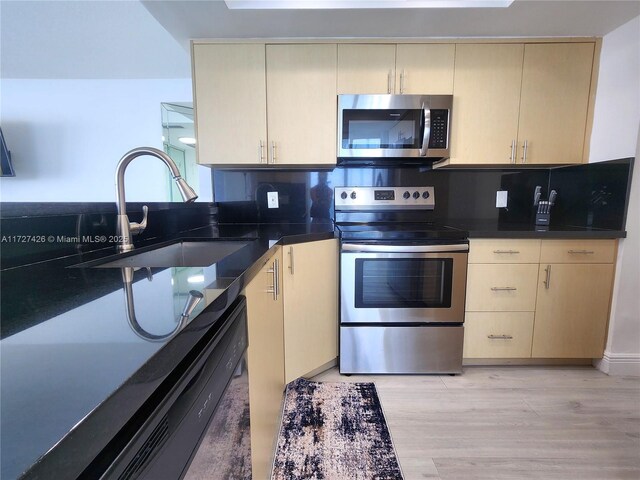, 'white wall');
589,16,640,375
0,78,211,202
